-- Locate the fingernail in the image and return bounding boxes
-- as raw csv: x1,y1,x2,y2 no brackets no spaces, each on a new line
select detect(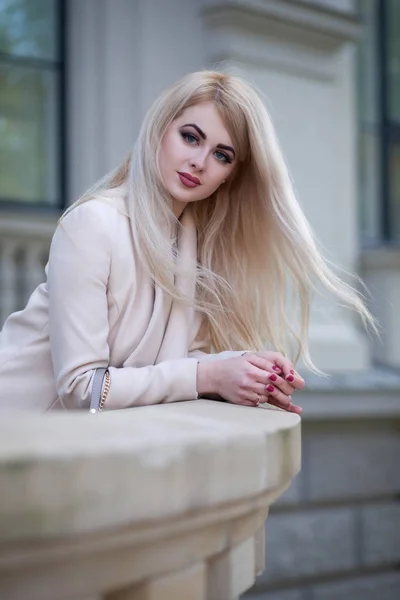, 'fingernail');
286,375,294,382
266,385,275,393
269,373,277,381
272,366,280,372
